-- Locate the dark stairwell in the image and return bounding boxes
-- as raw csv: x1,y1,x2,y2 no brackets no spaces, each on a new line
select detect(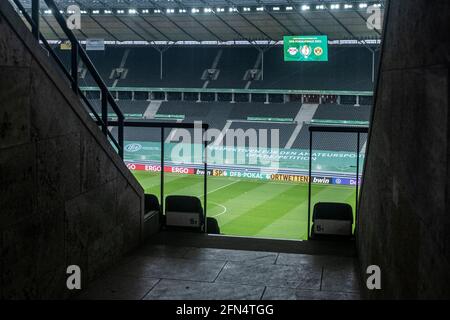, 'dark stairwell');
0,0,156,299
